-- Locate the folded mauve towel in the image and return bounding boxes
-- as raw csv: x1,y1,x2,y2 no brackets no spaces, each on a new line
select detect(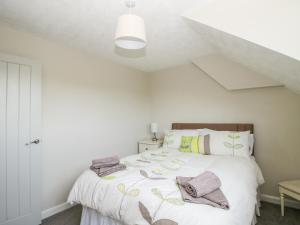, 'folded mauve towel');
176,175,229,209
92,155,120,168
90,163,126,177
184,171,221,198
